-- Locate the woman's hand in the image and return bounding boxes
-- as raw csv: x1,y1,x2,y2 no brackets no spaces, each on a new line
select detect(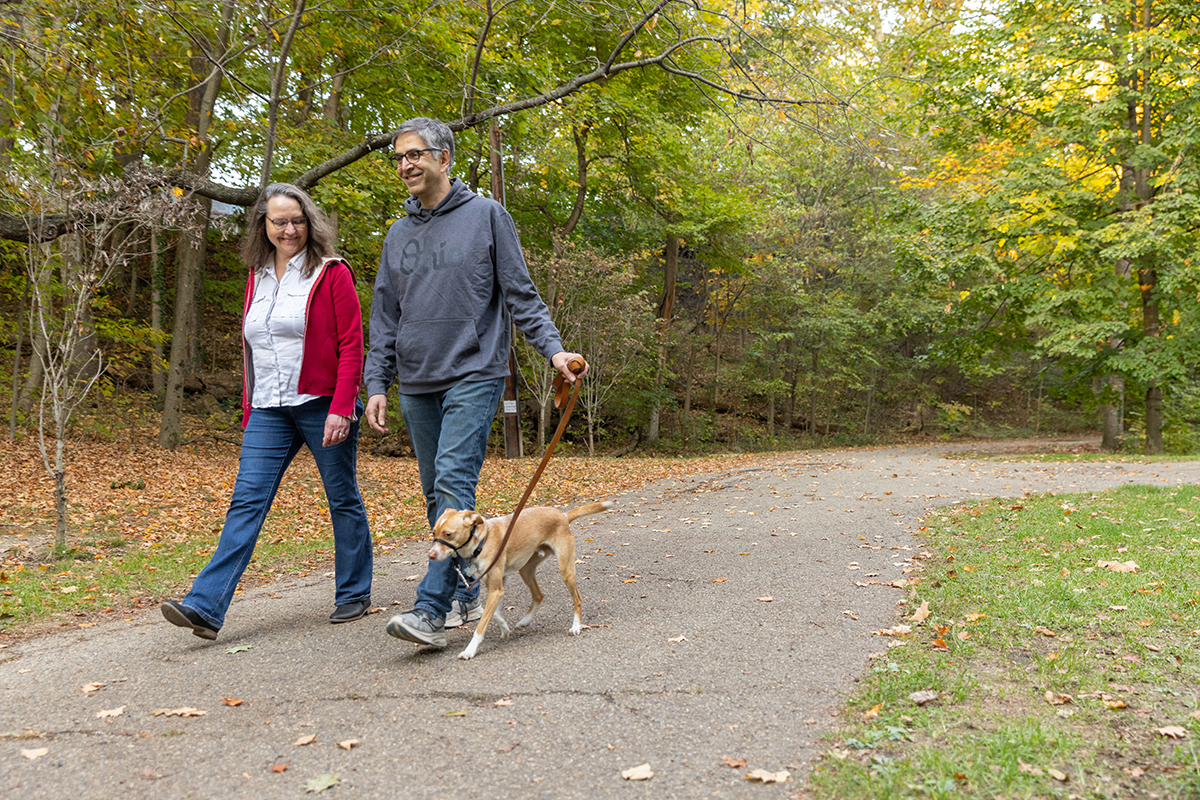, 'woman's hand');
323,413,351,447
